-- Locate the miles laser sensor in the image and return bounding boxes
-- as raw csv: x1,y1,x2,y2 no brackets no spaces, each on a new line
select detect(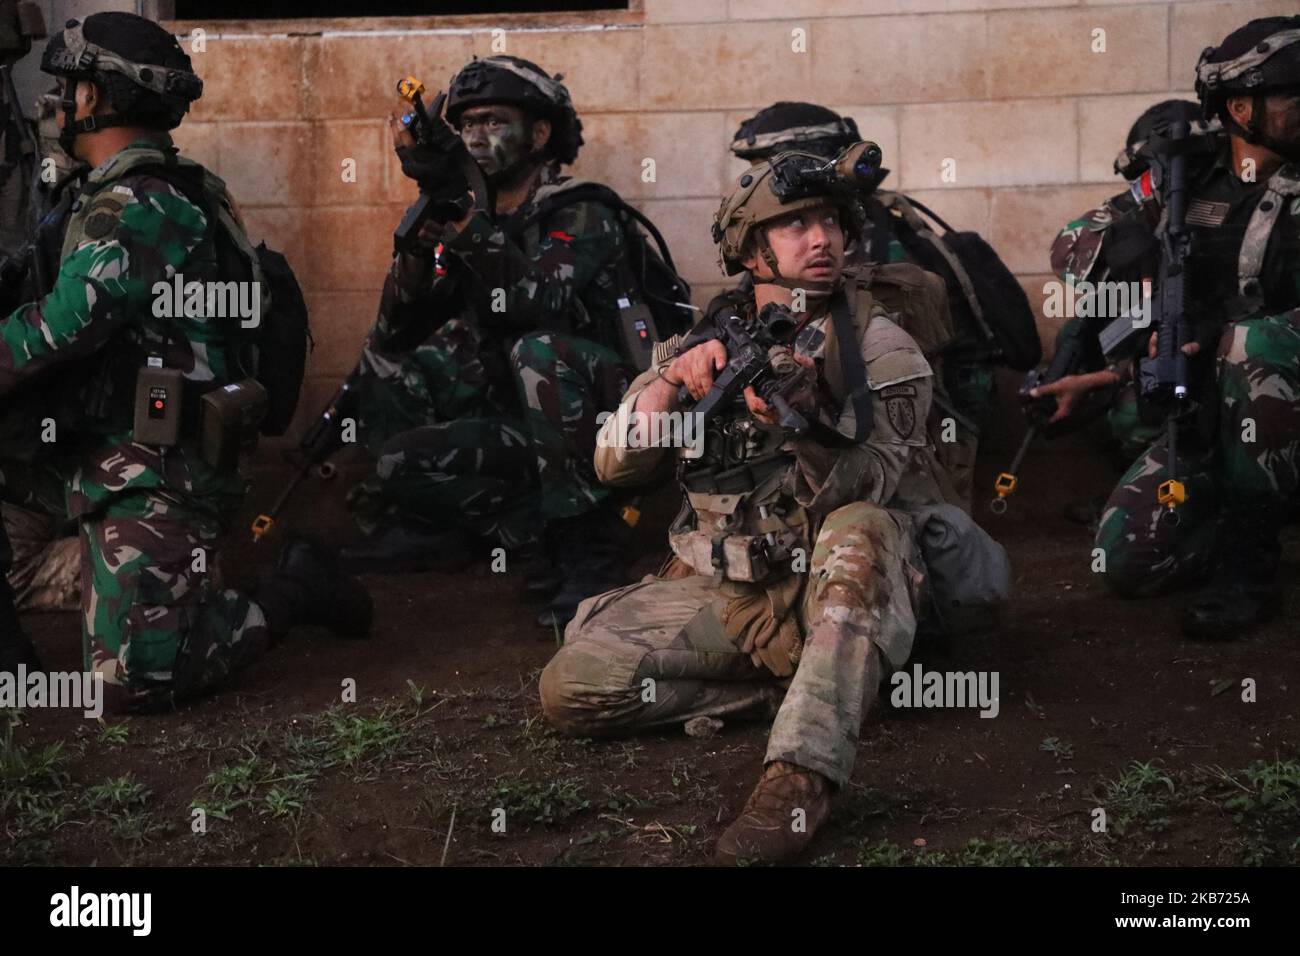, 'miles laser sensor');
133,357,183,447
